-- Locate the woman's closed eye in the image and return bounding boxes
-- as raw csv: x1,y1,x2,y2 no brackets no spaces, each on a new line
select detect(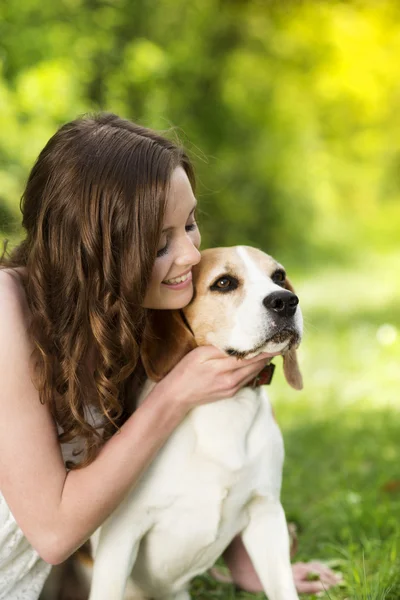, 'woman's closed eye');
185,221,197,233
185,207,198,233
157,244,169,258
156,221,197,258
